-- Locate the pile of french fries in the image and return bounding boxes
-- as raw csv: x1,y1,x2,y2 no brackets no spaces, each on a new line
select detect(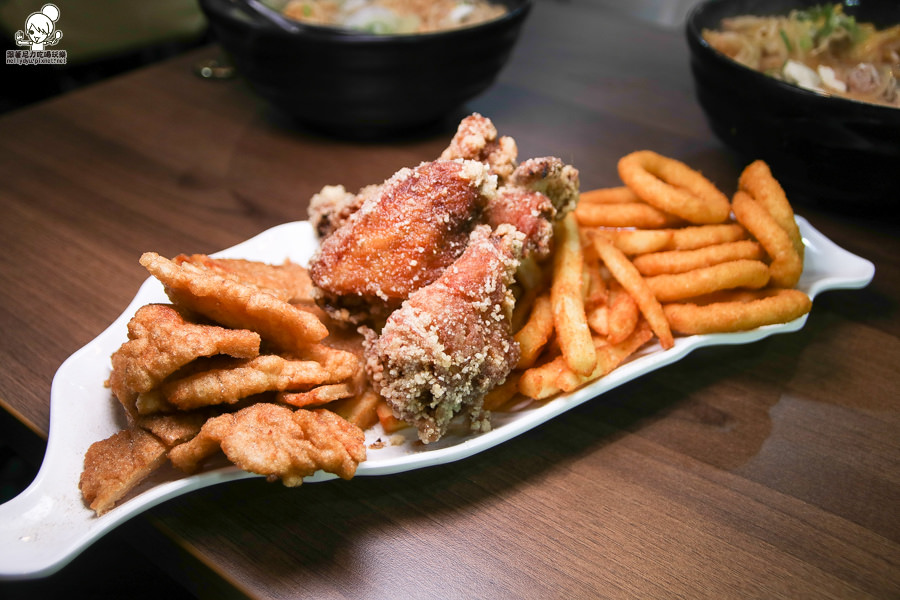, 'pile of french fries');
486,154,811,408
